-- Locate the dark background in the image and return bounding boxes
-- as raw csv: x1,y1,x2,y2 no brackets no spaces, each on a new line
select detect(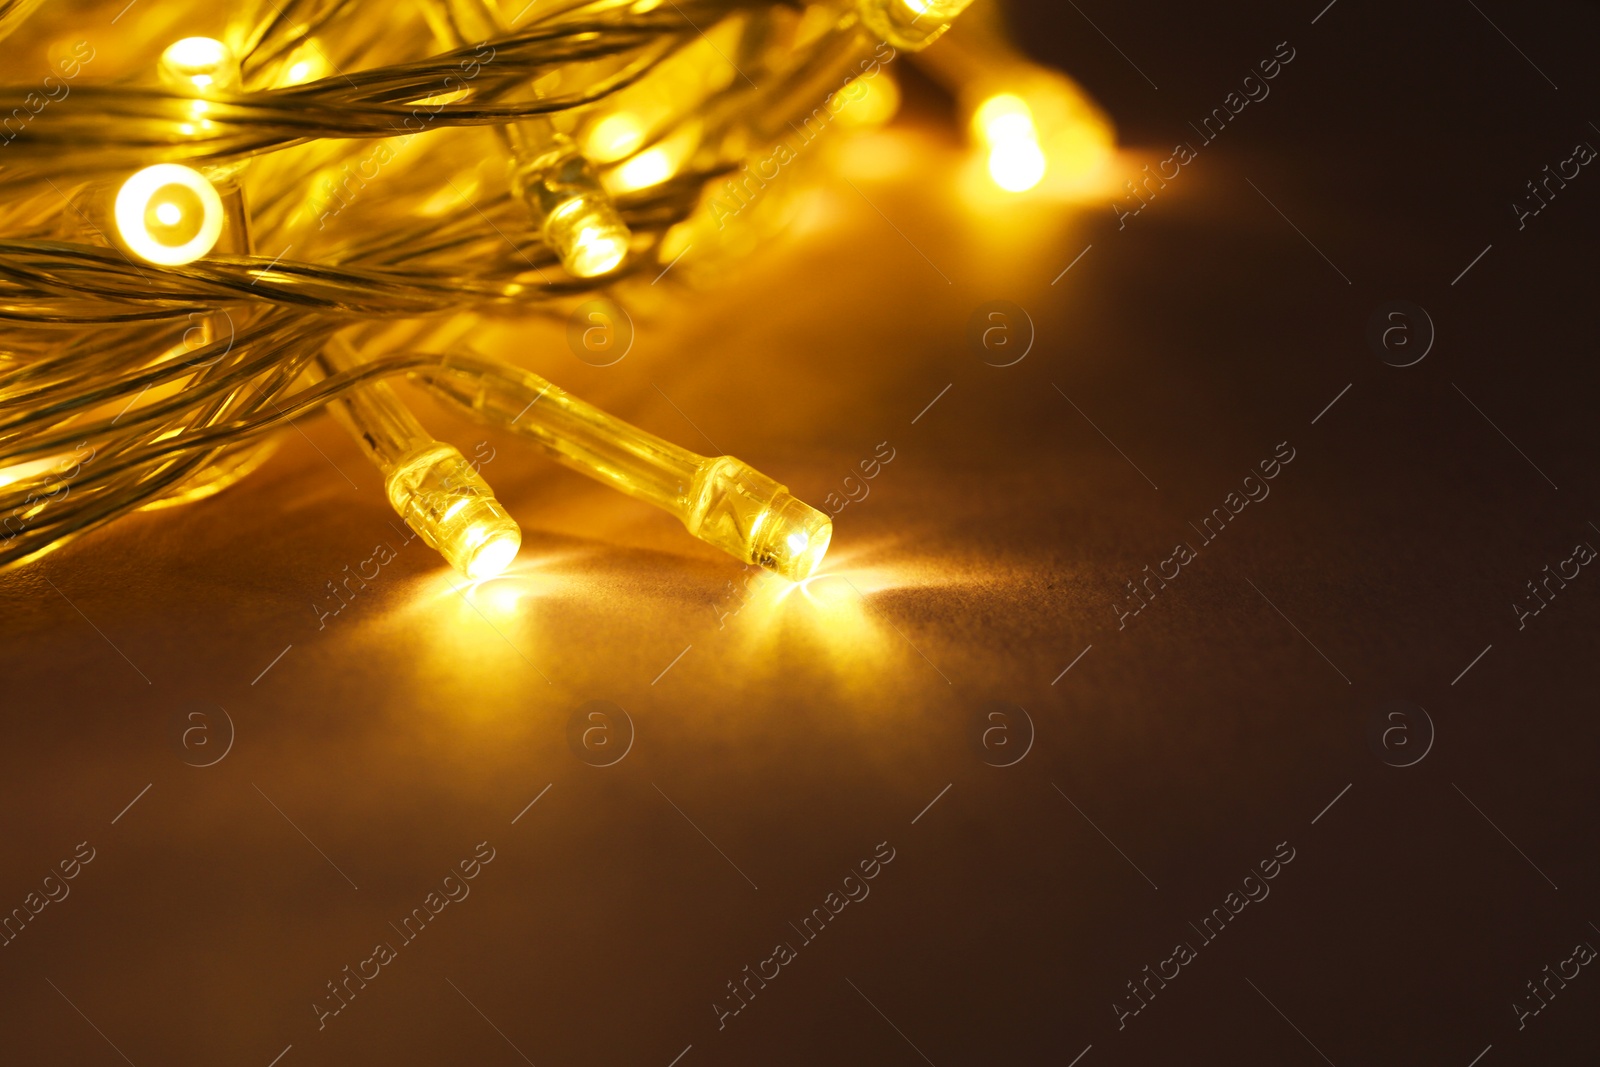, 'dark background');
3,0,1599,1064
